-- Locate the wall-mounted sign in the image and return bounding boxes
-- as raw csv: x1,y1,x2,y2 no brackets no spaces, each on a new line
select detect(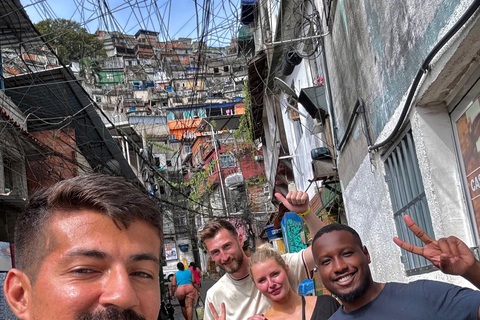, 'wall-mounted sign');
455,95,480,236
164,241,178,261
